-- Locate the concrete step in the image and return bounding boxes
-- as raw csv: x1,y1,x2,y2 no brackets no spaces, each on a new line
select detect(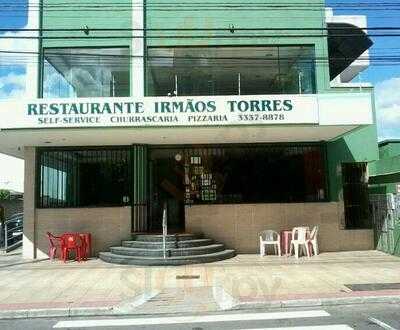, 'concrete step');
131,233,201,242
110,243,225,257
99,249,236,266
121,238,214,249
